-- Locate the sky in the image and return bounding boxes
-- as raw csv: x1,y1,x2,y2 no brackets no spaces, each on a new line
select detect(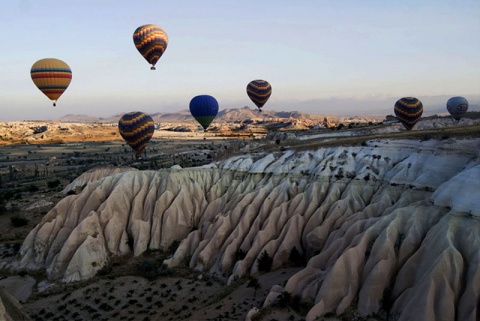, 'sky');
1,0,479,121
